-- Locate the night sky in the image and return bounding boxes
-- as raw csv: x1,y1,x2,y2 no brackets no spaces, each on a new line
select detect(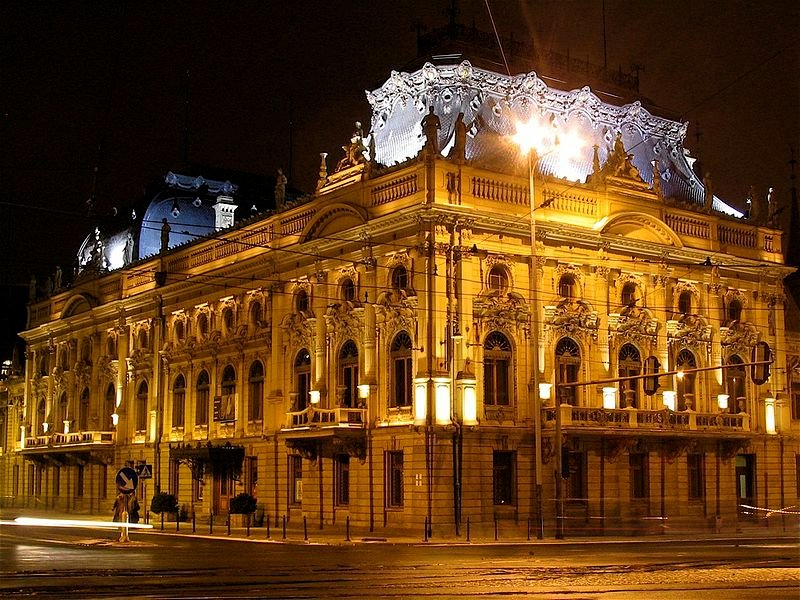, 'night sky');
1,0,798,361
